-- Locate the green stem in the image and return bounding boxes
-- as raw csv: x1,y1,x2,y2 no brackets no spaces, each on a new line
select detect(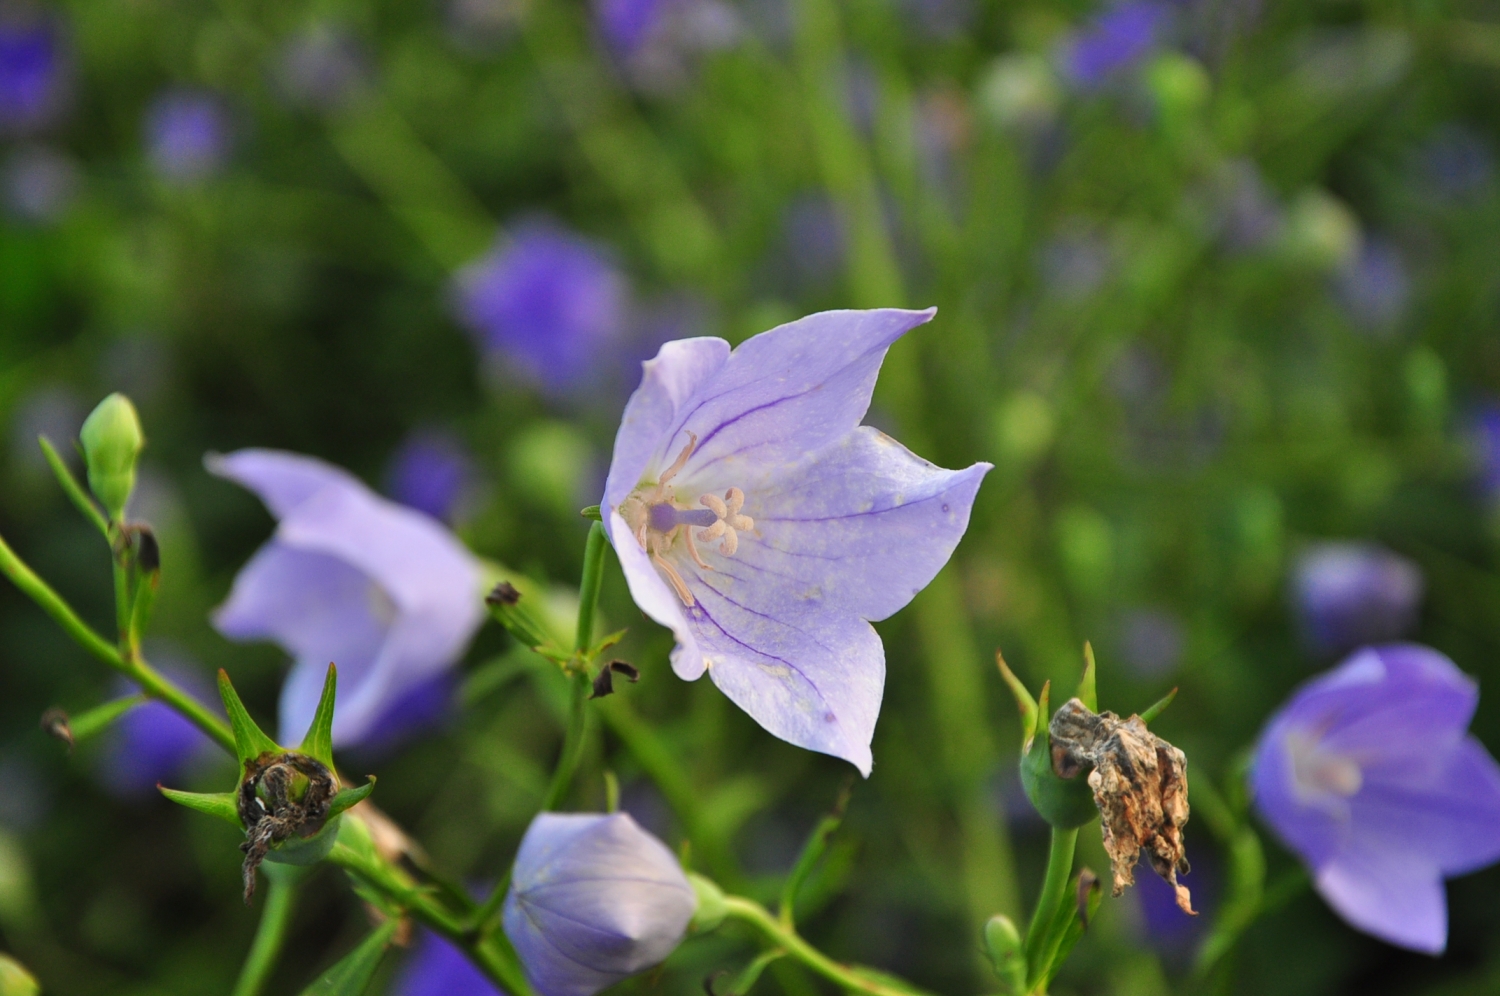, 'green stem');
0,531,234,753
1023,827,1078,982
111,531,132,657
231,866,301,996
575,521,607,657
722,895,931,996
